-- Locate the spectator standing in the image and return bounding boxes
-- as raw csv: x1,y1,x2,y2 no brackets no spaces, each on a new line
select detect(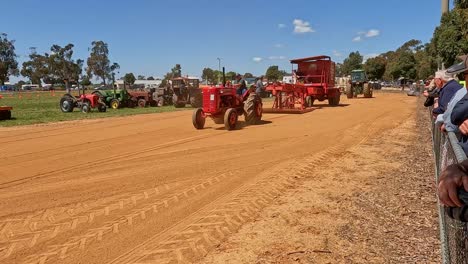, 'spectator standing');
438,54,468,208
432,70,462,116
255,76,264,95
